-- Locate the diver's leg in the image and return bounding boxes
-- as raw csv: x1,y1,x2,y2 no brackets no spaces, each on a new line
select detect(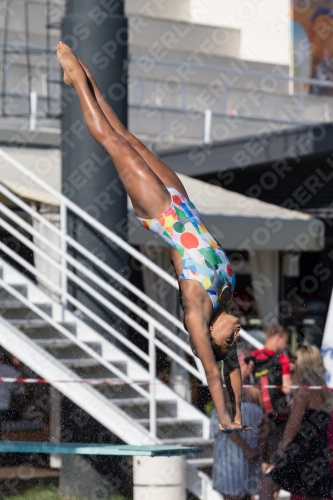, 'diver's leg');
77,56,188,197
57,42,170,219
